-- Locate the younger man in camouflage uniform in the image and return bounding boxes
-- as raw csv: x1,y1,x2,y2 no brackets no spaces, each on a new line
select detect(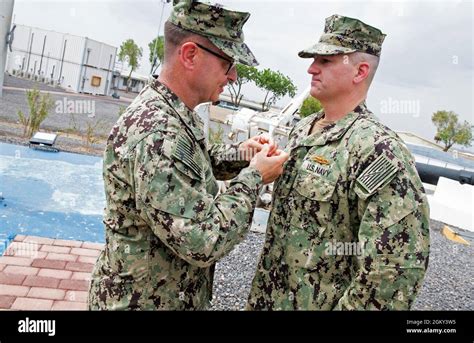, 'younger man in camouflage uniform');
247,15,430,310
88,0,288,310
